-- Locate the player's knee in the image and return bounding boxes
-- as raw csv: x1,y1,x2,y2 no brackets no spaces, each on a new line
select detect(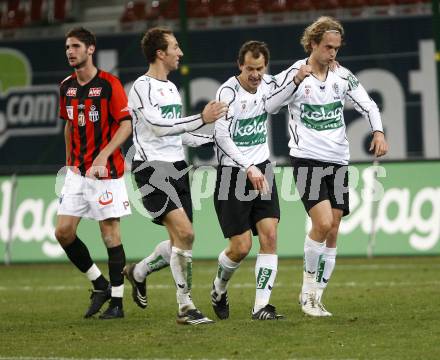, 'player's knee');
235,241,252,259
259,230,277,253
177,227,194,246
316,219,333,235
55,225,76,246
